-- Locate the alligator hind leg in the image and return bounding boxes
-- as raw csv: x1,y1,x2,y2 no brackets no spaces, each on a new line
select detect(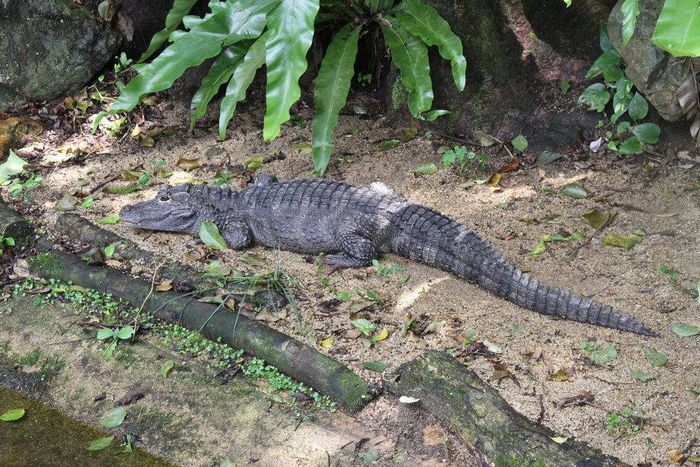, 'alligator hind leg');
324,234,377,269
